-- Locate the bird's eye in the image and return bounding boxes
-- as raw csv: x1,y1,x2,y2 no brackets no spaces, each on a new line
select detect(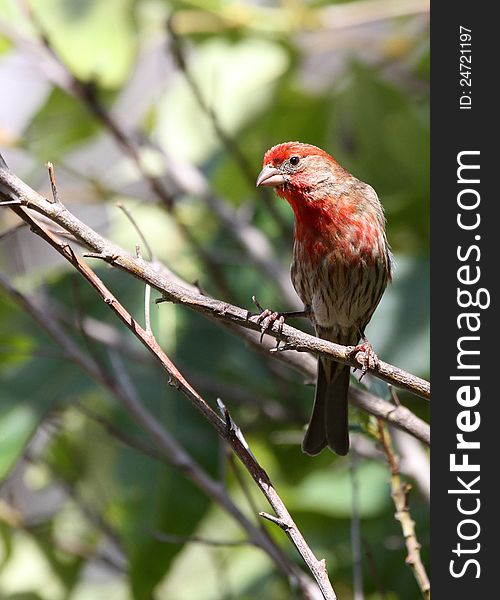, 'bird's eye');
289,155,300,166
